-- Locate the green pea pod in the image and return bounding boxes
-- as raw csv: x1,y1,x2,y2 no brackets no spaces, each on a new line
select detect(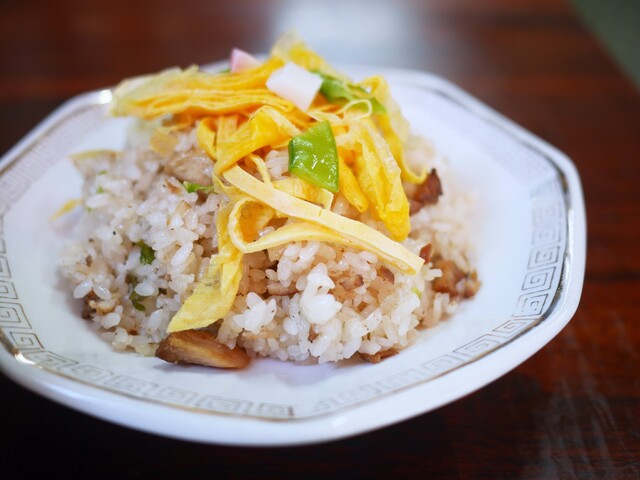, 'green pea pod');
288,121,339,193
